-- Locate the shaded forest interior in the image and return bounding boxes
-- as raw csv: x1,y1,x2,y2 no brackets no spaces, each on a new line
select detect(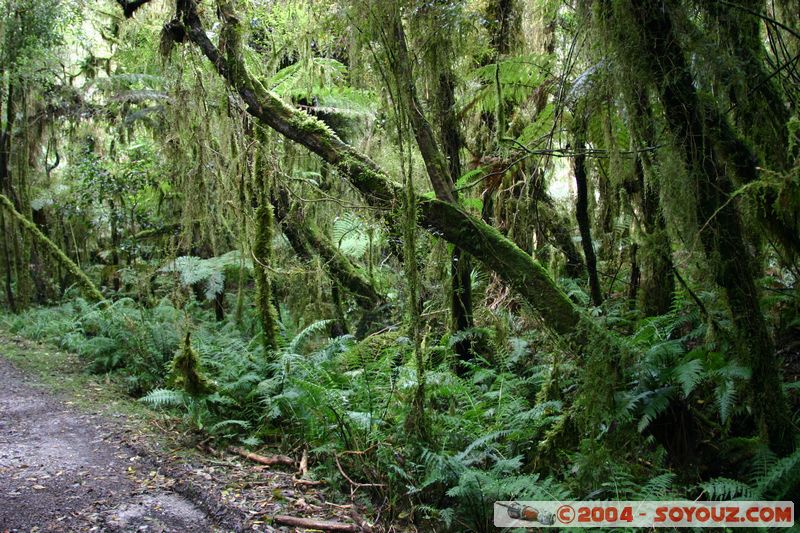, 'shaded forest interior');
1,0,800,529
